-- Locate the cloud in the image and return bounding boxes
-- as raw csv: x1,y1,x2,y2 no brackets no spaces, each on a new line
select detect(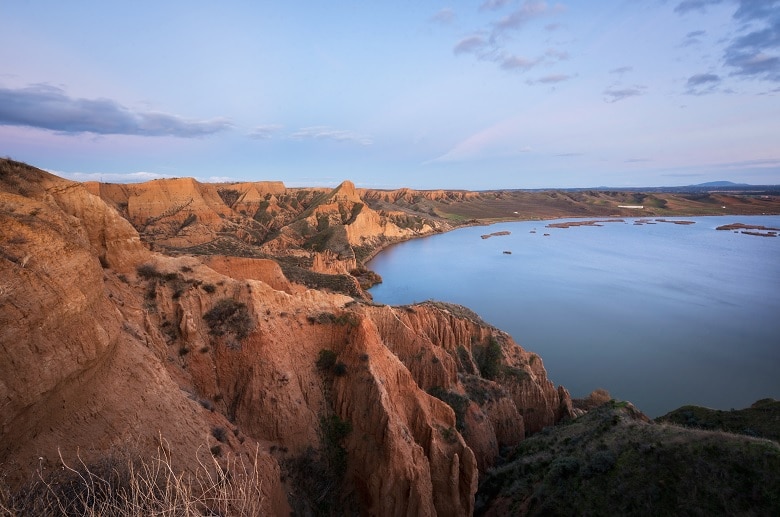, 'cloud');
529,73,574,84
676,0,780,82
454,35,488,55
680,29,706,47
426,118,532,164
493,1,552,34
501,55,539,70
687,72,721,86
430,8,456,25
685,72,721,95
625,158,652,163
544,48,570,61
603,86,646,103
480,0,511,11
289,126,372,146
53,170,175,183
610,66,634,75
452,1,567,75
53,169,243,184
725,0,780,81
0,84,232,137
248,125,282,139
674,0,724,15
